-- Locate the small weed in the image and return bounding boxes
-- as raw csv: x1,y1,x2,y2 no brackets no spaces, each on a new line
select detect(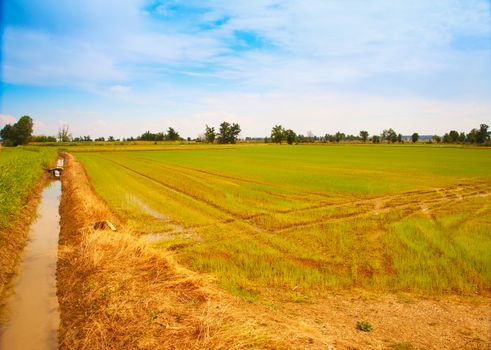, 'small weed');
391,342,413,350
149,310,158,321
175,313,182,322
186,298,199,306
355,320,373,332
288,291,314,303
